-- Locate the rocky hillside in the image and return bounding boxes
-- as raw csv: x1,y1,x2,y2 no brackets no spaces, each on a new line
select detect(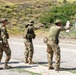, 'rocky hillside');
0,0,76,38
0,0,55,34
